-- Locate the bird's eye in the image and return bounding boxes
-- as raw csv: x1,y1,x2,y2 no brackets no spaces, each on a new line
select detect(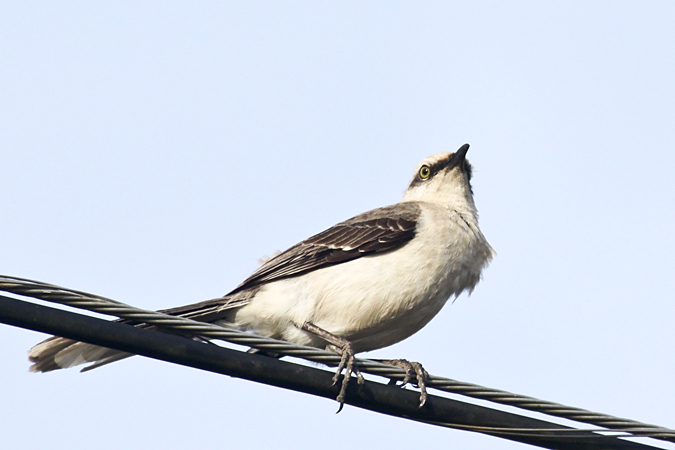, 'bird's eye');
419,165,431,179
